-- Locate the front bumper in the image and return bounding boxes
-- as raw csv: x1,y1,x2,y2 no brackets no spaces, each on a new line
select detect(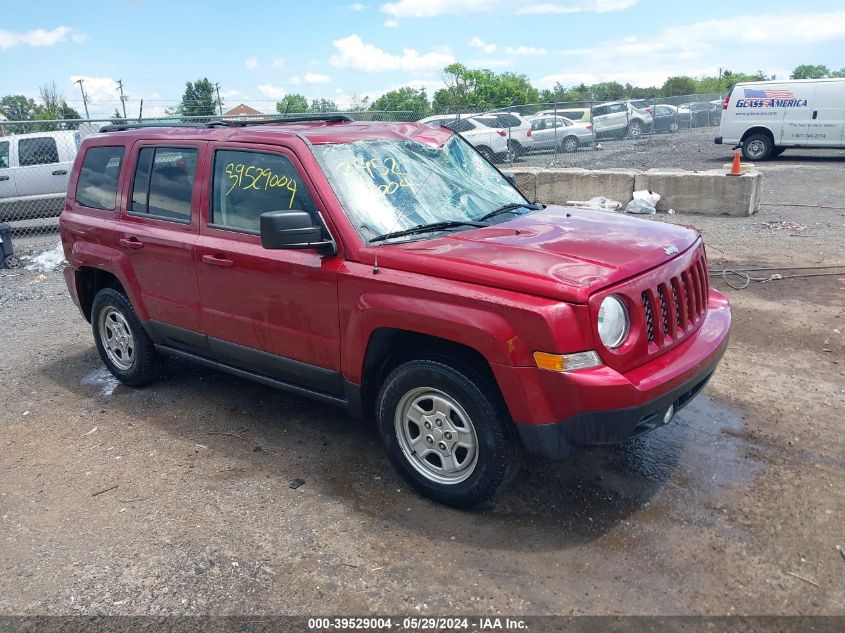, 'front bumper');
511,293,730,460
